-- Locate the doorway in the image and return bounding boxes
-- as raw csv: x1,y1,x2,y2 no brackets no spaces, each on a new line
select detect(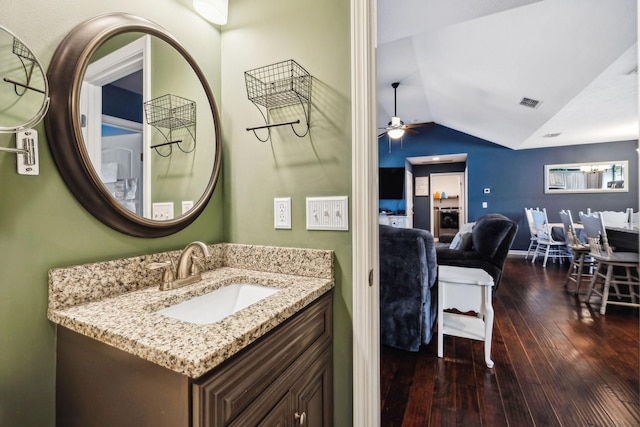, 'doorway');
80,35,151,217
431,171,466,239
